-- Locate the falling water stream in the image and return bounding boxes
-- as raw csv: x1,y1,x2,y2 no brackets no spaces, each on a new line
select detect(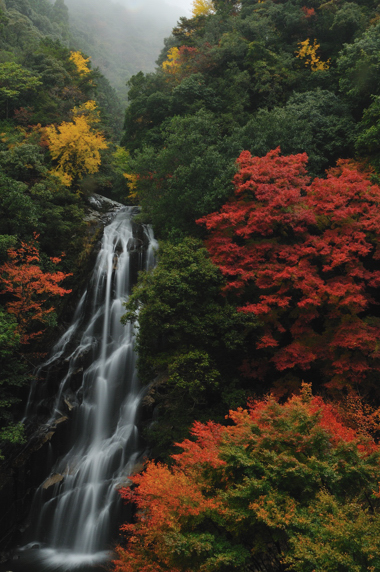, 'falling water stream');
11,206,157,572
